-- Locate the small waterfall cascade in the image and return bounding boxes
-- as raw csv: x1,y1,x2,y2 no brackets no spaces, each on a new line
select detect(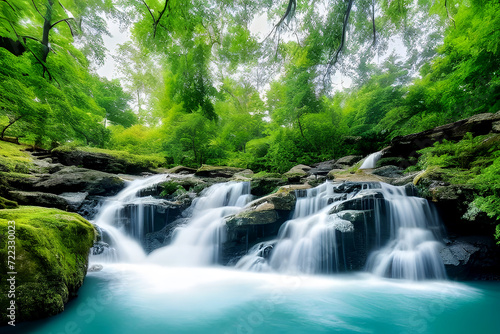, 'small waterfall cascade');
147,182,252,266
359,151,382,169
236,182,361,274
236,181,446,280
90,174,169,263
365,183,446,280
